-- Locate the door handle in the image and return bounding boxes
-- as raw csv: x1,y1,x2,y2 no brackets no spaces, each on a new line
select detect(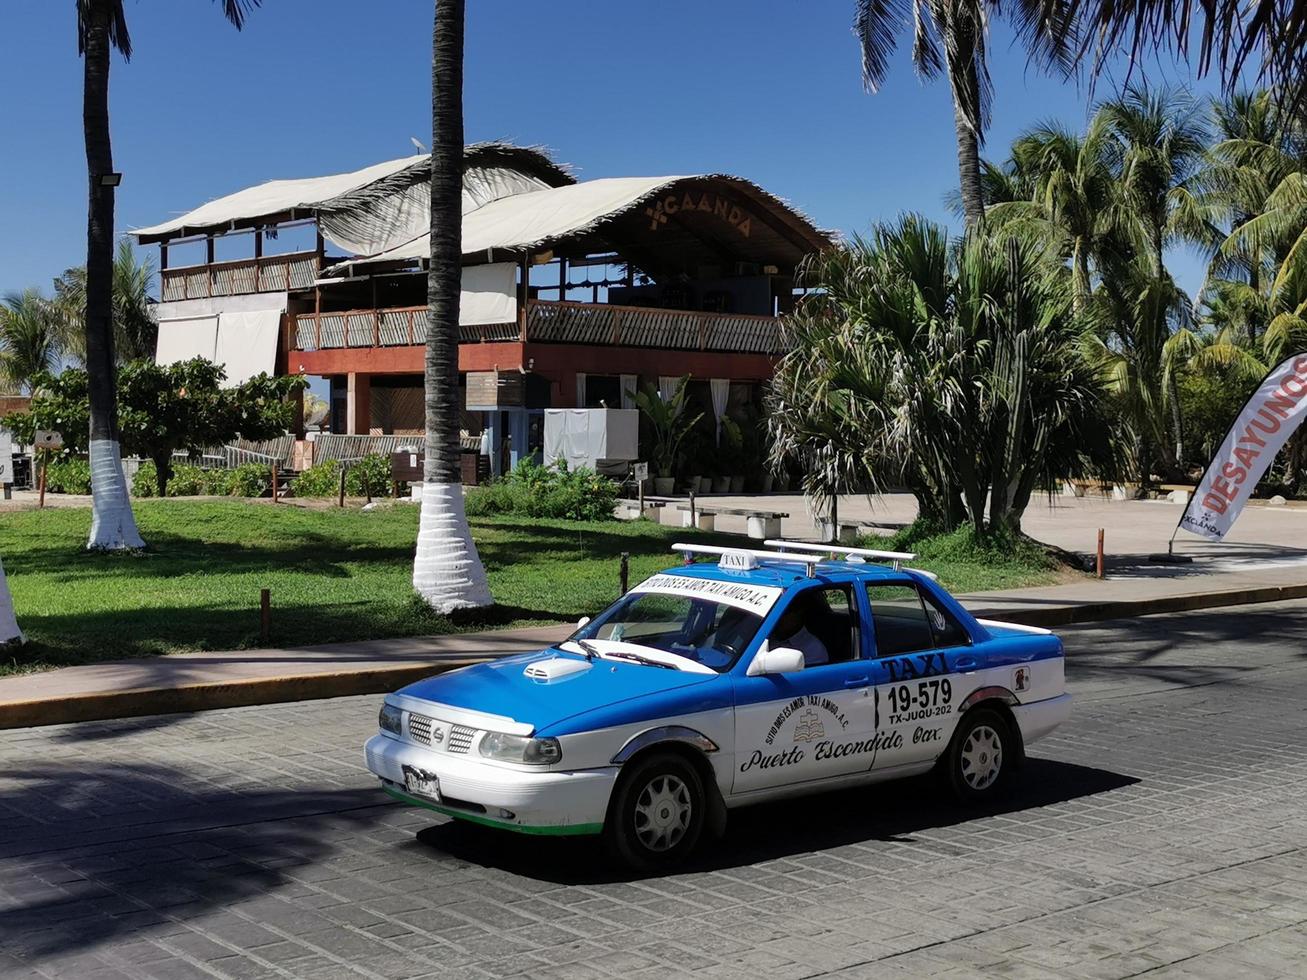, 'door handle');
954,657,977,671
844,676,870,688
